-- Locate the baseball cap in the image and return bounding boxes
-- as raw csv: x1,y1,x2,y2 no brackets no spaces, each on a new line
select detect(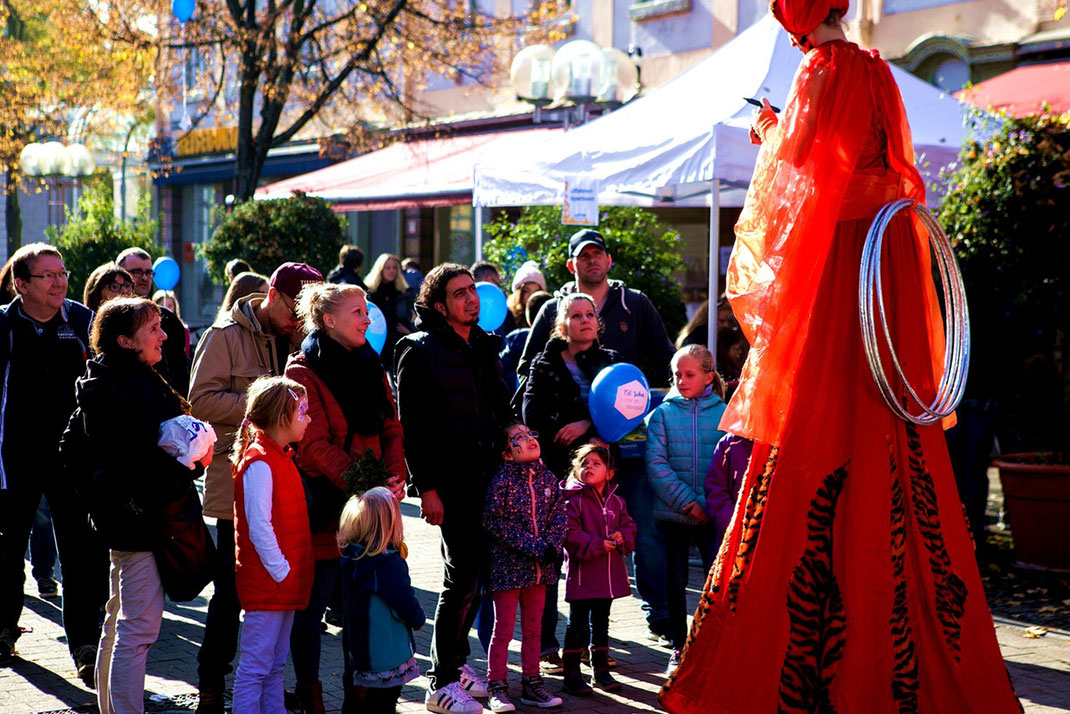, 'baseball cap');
269,262,323,300
568,229,608,258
